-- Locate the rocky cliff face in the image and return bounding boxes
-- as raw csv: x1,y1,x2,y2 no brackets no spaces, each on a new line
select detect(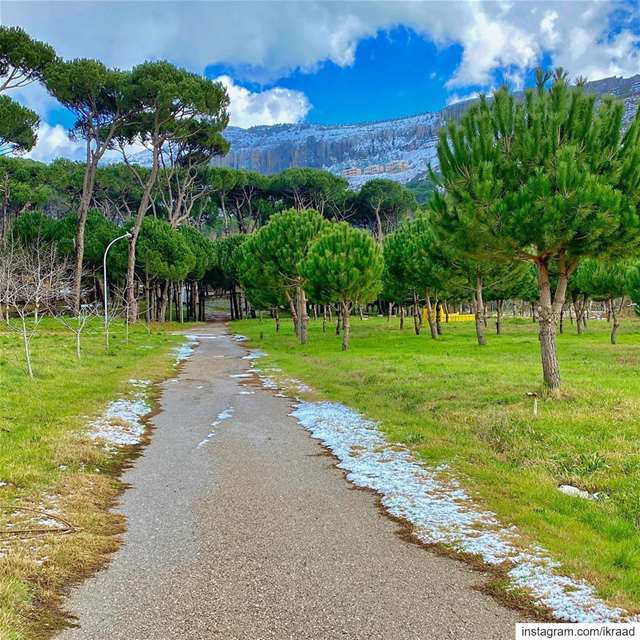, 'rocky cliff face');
213,74,640,186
